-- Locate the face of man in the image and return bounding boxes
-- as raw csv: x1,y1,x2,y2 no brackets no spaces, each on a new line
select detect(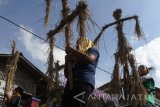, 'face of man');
138,65,148,77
